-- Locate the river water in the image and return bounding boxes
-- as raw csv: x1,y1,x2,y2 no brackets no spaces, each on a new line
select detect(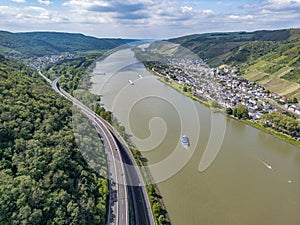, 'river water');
89,47,300,225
